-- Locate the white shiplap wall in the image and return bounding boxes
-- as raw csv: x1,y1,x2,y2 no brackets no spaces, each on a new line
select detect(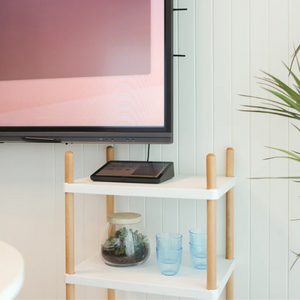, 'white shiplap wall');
1,0,300,299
